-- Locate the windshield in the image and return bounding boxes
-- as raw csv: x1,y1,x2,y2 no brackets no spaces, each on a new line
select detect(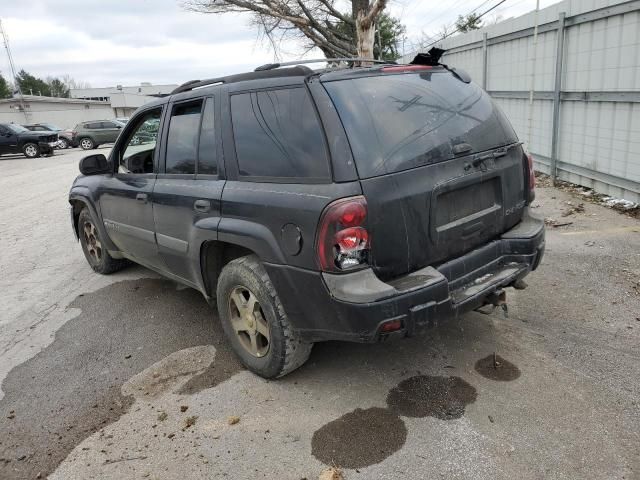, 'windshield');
7,124,29,134
324,71,517,178
41,123,62,131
